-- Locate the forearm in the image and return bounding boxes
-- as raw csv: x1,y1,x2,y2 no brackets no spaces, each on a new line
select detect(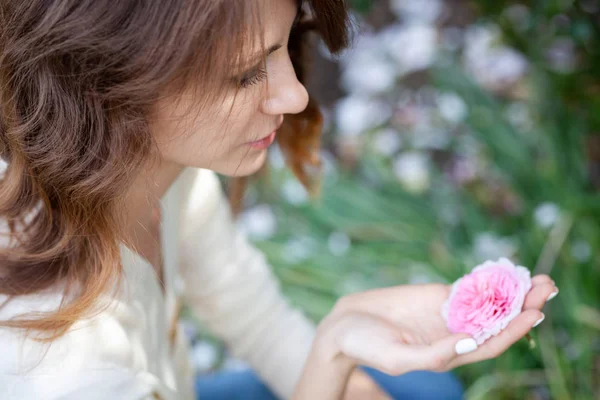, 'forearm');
292,343,355,400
